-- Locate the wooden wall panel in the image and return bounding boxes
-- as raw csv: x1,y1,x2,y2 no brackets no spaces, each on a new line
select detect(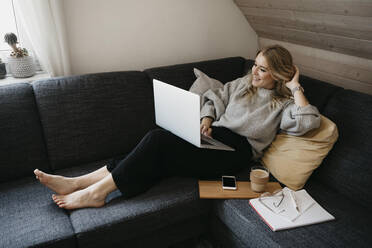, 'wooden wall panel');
235,2,372,59
235,0,372,17
242,7,372,40
234,0,372,94
300,65,372,95
252,23,372,59
259,38,372,95
293,53,372,84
